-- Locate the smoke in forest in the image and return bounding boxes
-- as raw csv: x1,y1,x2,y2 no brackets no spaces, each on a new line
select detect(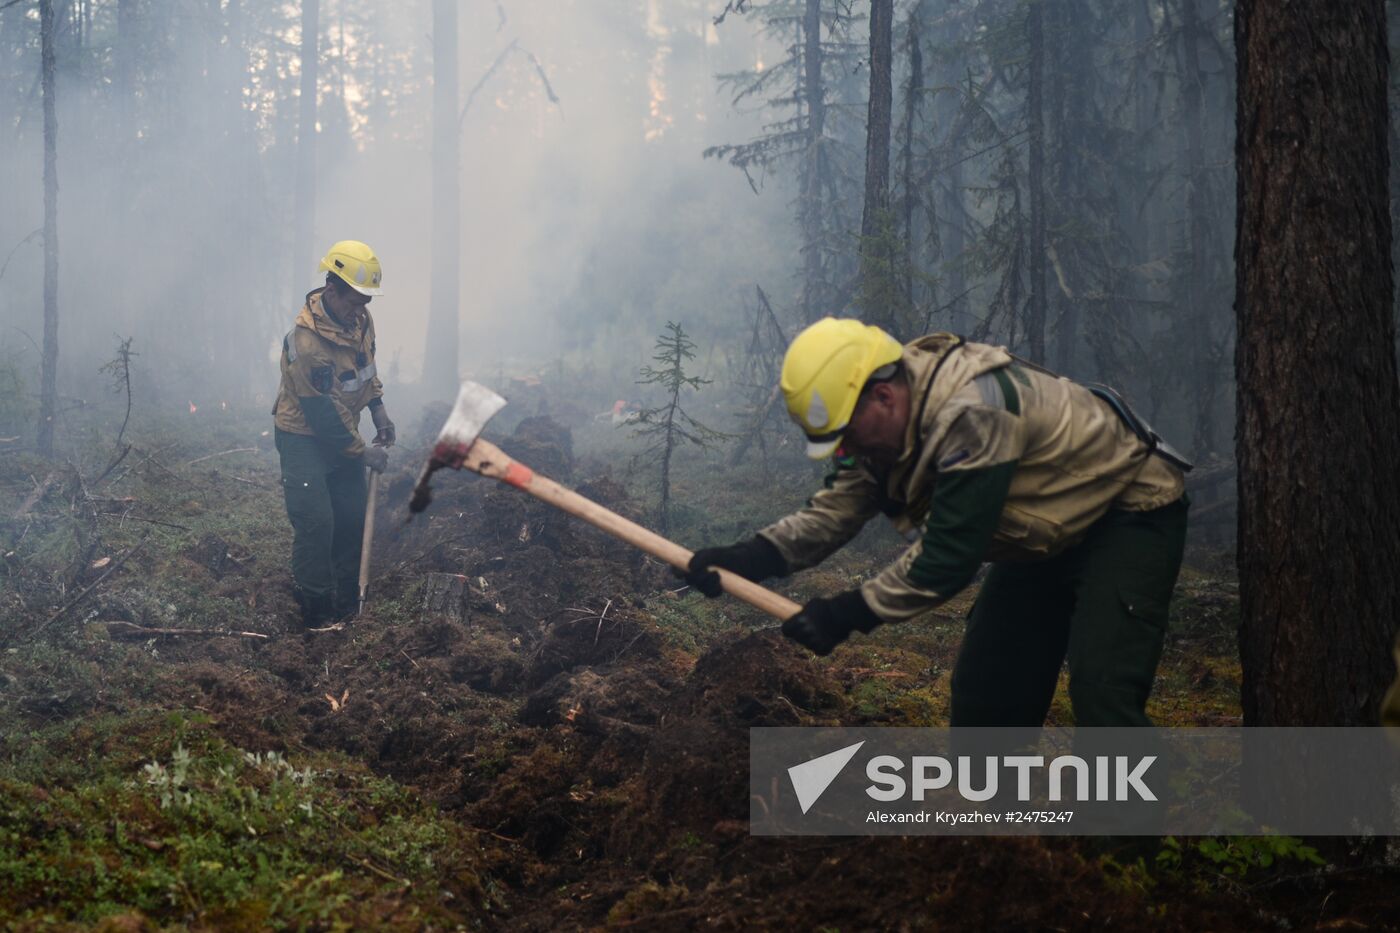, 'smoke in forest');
0,0,1261,465
0,0,793,408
